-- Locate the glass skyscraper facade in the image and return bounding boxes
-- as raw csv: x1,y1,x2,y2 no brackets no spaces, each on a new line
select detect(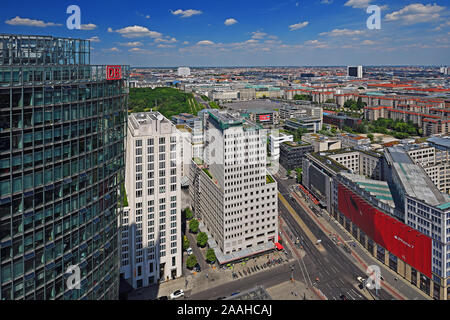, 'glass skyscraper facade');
0,34,129,300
